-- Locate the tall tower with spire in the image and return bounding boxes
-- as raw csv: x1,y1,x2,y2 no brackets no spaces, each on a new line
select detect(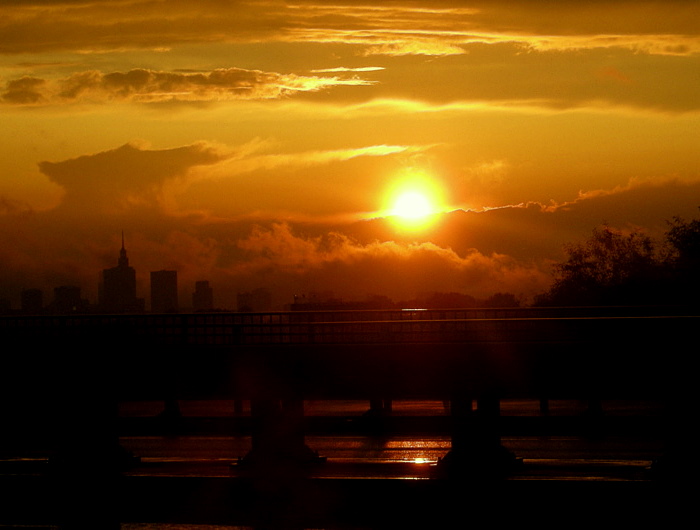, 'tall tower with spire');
99,232,144,313
118,231,129,268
